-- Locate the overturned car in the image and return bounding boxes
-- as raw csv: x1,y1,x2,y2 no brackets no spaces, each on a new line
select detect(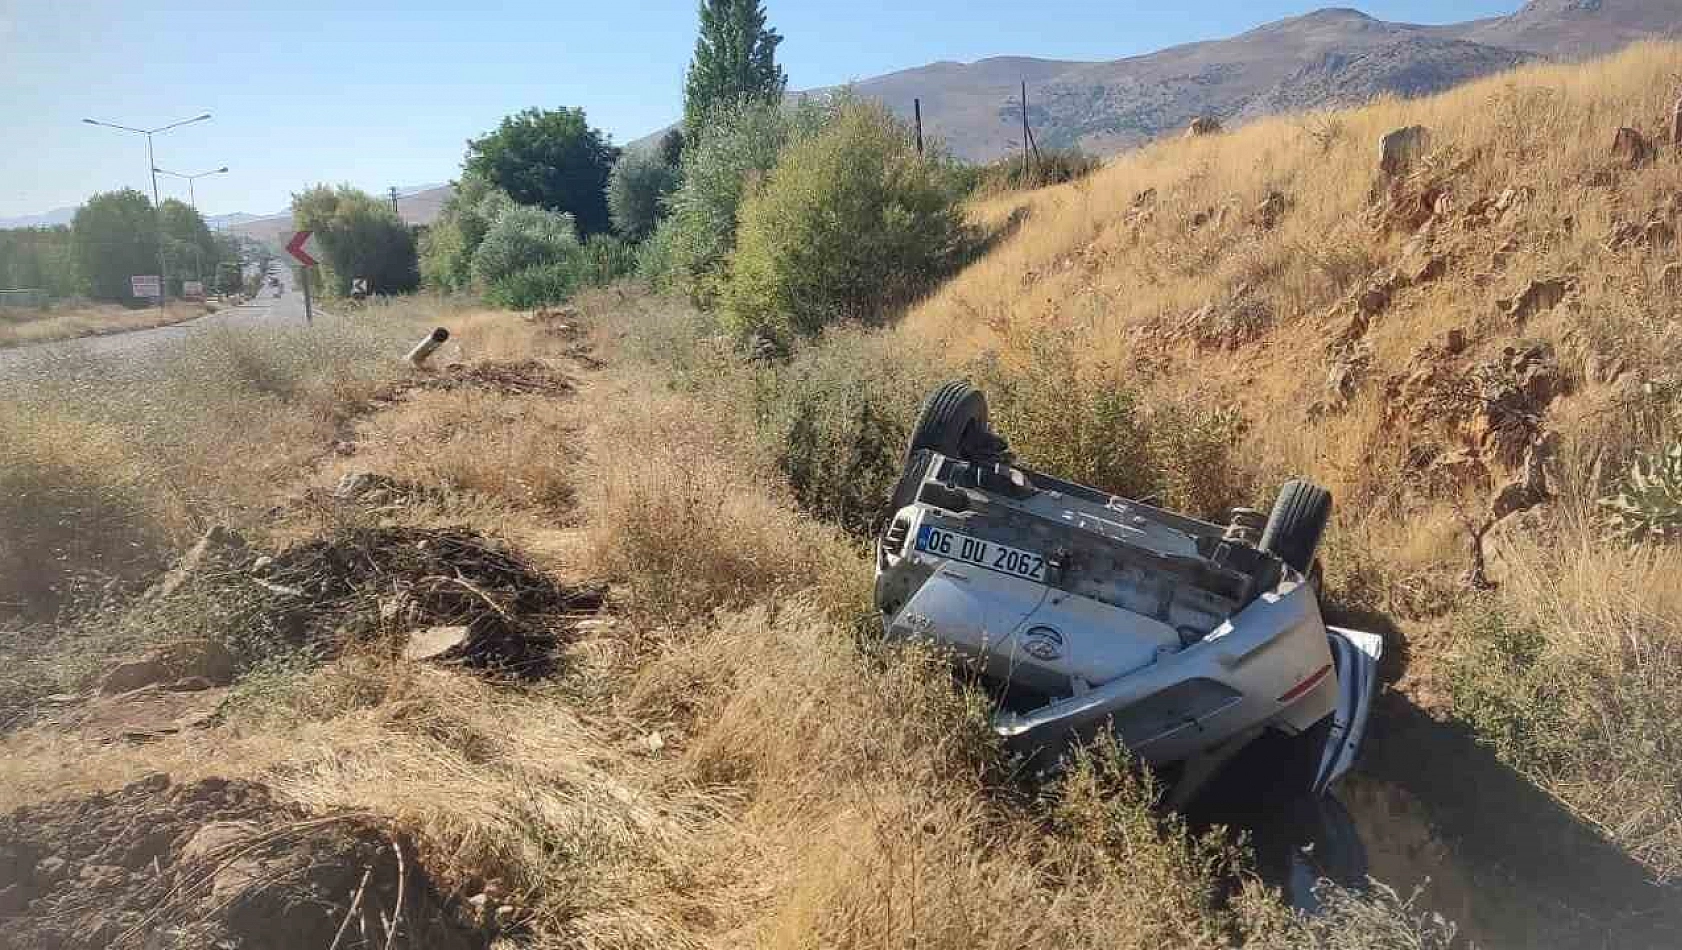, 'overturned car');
875,381,1381,808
